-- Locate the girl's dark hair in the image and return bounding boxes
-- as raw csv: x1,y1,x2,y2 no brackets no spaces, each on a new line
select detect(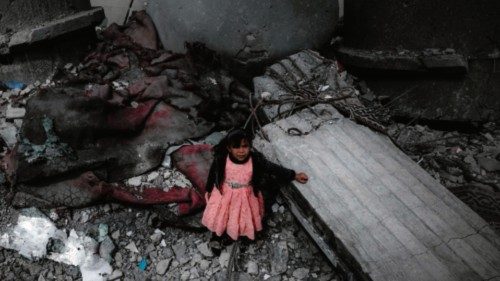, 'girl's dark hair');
213,128,253,156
